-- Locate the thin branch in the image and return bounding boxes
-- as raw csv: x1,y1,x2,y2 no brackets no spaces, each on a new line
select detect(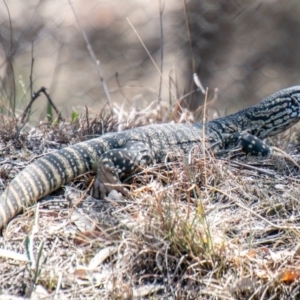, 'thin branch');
2,0,16,113
115,72,130,104
28,41,35,120
68,0,112,109
158,0,165,103
127,18,177,102
21,87,63,123
182,0,195,74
